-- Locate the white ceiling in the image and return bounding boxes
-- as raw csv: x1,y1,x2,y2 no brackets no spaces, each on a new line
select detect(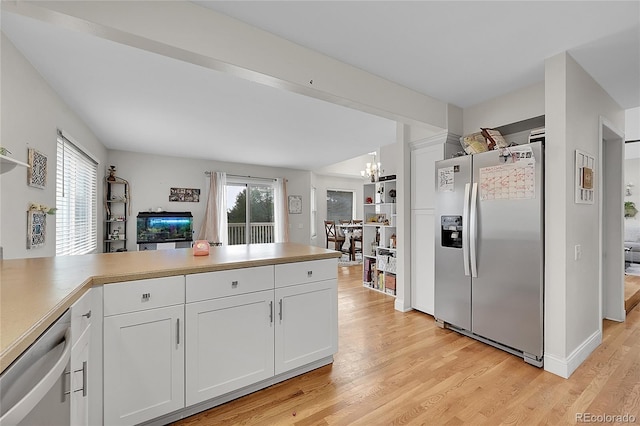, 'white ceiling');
2,1,639,174
197,1,640,110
